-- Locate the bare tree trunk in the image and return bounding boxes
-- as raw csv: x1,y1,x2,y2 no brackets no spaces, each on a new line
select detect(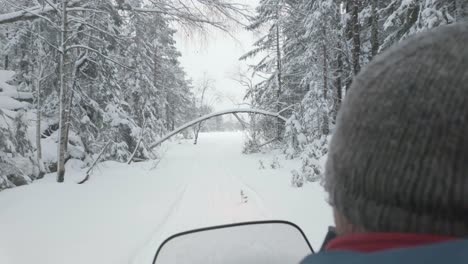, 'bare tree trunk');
57,0,68,183
64,89,74,153
36,65,43,161
232,113,249,130
194,75,209,145
4,32,8,70
370,0,379,60
127,118,147,165
165,96,171,130
34,20,47,175
322,28,330,136
194,121,203,145
351,0,361,75
333,40,344,122
275,4,283,139
250,105,258,147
